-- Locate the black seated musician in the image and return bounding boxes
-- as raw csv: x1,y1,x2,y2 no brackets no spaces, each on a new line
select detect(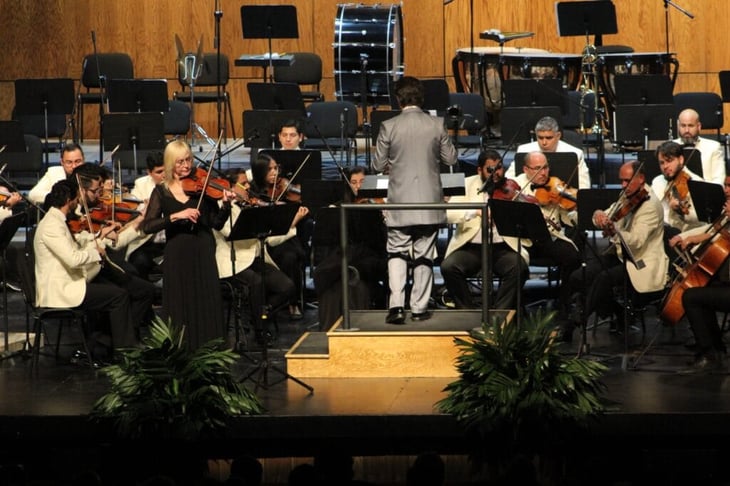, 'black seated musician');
213,168,302,346
313,166,387,330
248,153,310,320
667,175,730,374
440,149,528,310
567,161,667,341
